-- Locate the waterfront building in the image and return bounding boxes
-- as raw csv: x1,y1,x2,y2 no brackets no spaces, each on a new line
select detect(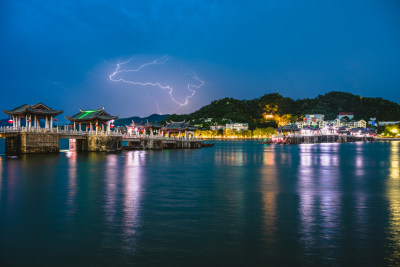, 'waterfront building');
226,123,249,131
3,103,63,130
161,121,197,138
66,107,119,133
300,125,321,136
277,124,301,135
